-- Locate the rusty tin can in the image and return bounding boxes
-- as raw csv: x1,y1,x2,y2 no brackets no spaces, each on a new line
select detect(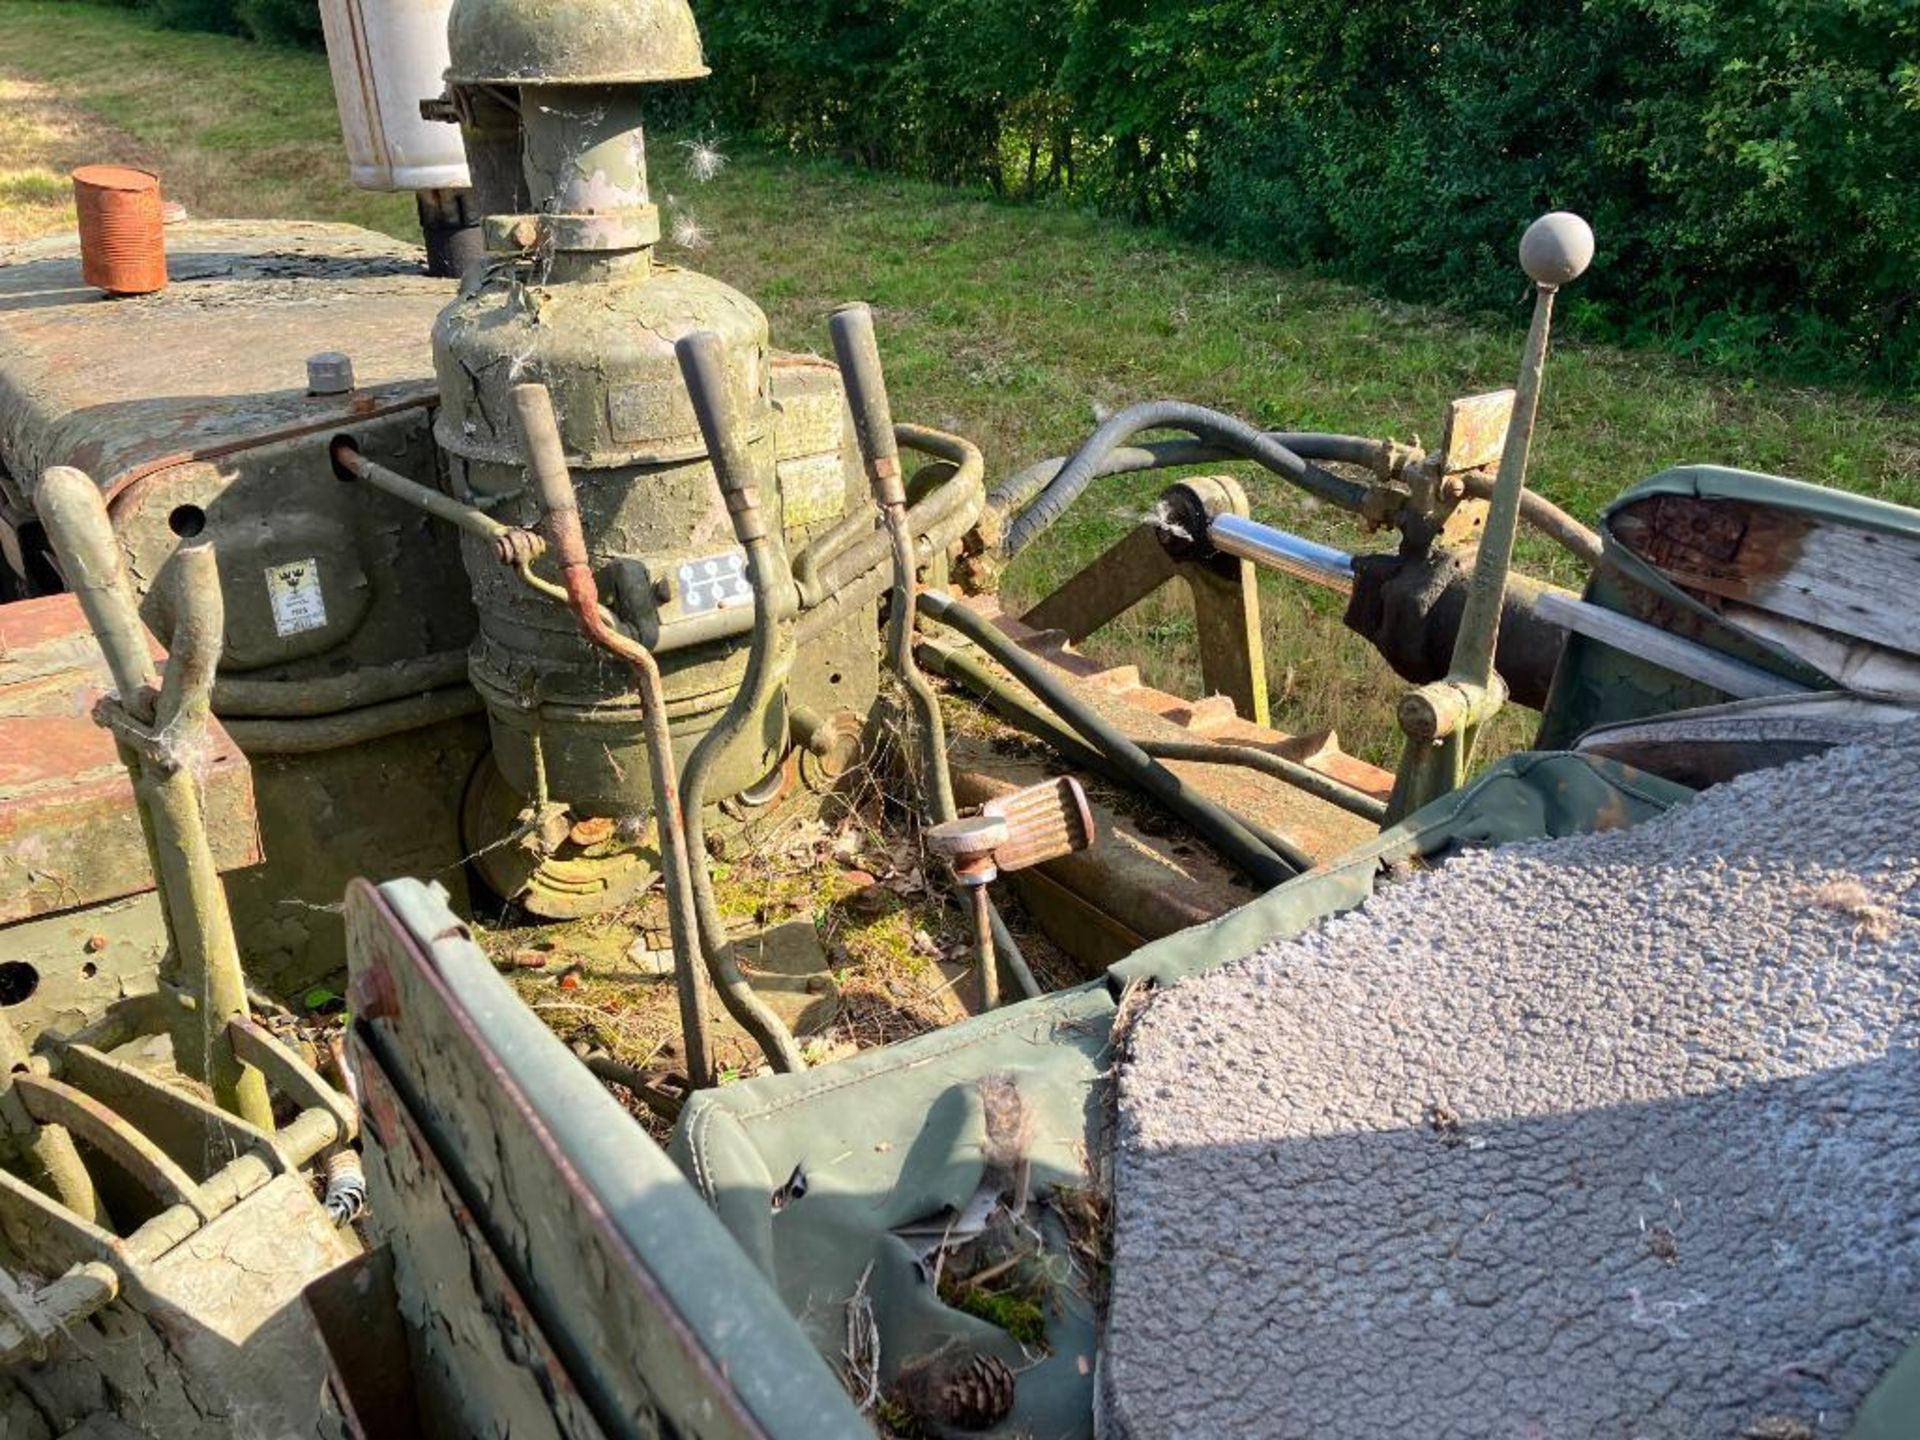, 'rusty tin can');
72,165,168,296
